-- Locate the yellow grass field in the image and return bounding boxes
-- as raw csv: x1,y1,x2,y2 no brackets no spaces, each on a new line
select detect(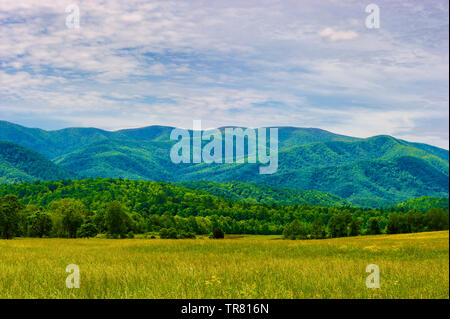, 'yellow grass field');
0,231,448,299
